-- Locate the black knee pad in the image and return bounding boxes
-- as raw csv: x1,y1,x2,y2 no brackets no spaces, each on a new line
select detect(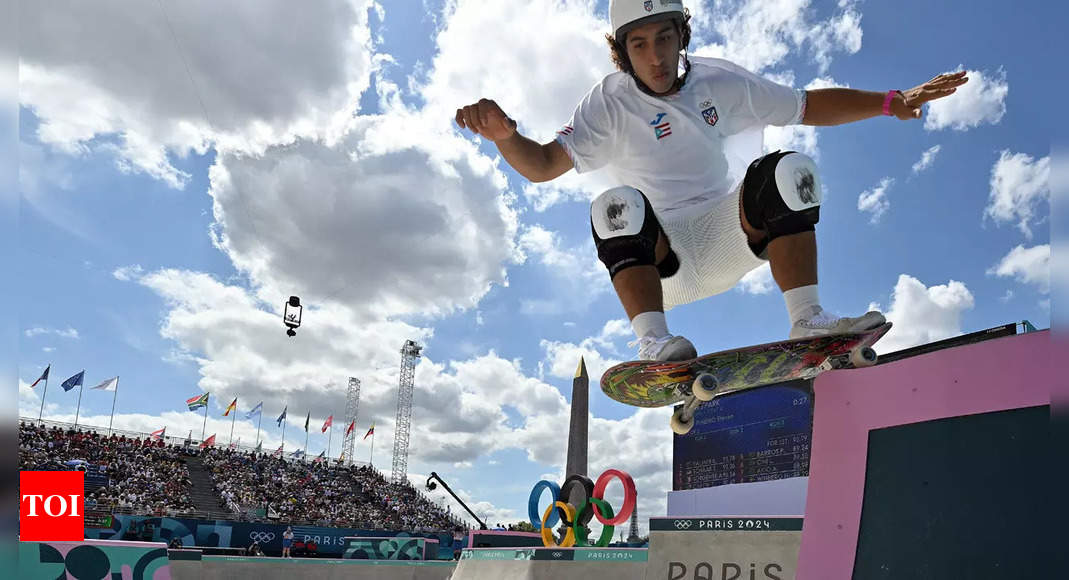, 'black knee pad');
742,150,822,243
590,186,678,280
